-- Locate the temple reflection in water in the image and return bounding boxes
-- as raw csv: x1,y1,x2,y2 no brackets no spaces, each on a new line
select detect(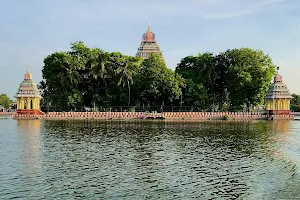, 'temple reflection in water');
17,120,41,173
